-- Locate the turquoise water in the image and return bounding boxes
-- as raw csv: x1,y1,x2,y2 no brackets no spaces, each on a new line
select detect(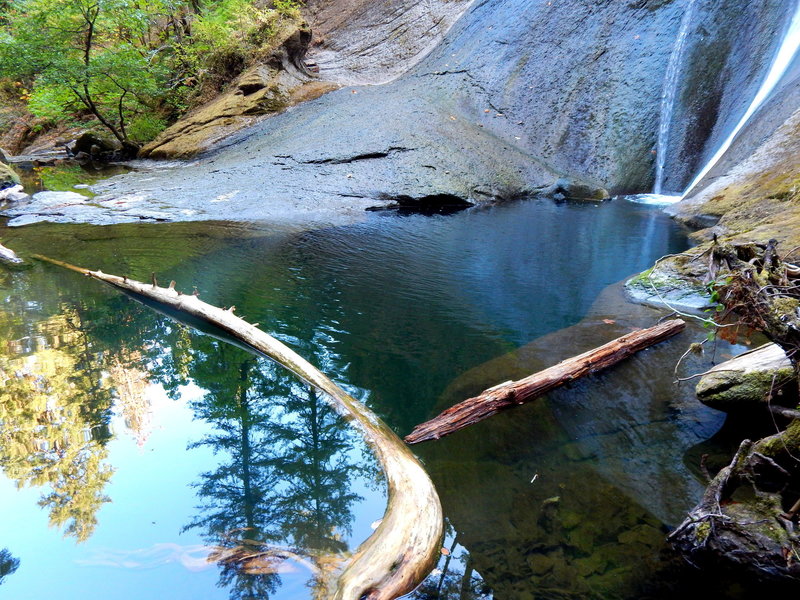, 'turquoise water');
0,199,746,598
